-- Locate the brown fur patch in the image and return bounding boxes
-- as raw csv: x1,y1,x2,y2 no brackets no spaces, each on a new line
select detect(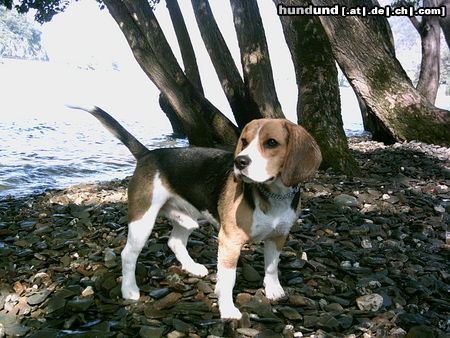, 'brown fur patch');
127,157,157,223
